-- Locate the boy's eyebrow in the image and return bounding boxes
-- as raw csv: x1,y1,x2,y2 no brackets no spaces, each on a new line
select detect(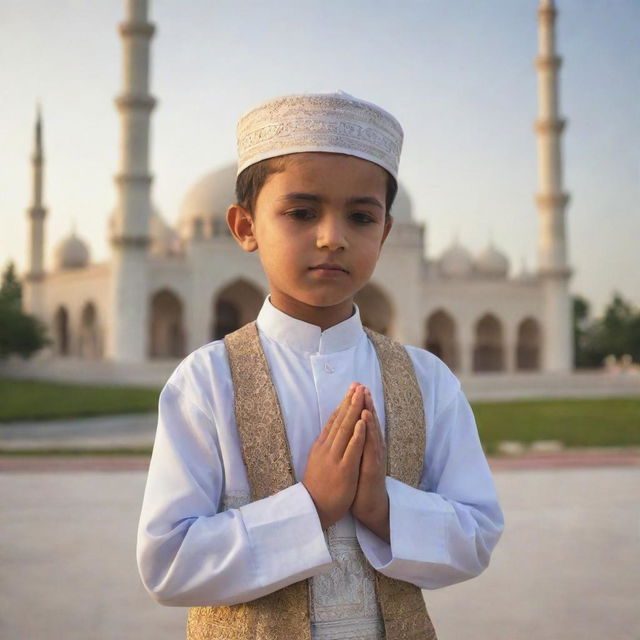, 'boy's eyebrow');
279,192,384,209
346,196,384,210
279,192,322,203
